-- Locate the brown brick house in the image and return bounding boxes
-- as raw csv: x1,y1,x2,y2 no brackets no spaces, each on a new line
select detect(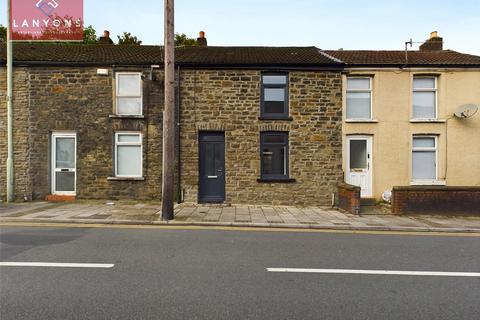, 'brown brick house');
0,44,344,206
